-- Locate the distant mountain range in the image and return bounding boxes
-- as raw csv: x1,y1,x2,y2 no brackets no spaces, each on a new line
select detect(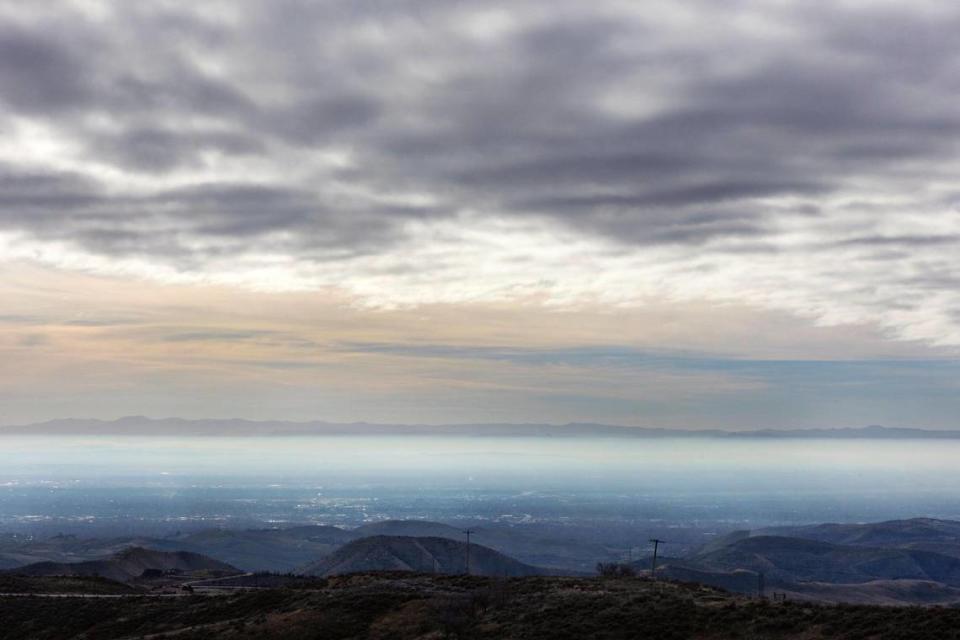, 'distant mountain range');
301,535,550,577
2,416,959,438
